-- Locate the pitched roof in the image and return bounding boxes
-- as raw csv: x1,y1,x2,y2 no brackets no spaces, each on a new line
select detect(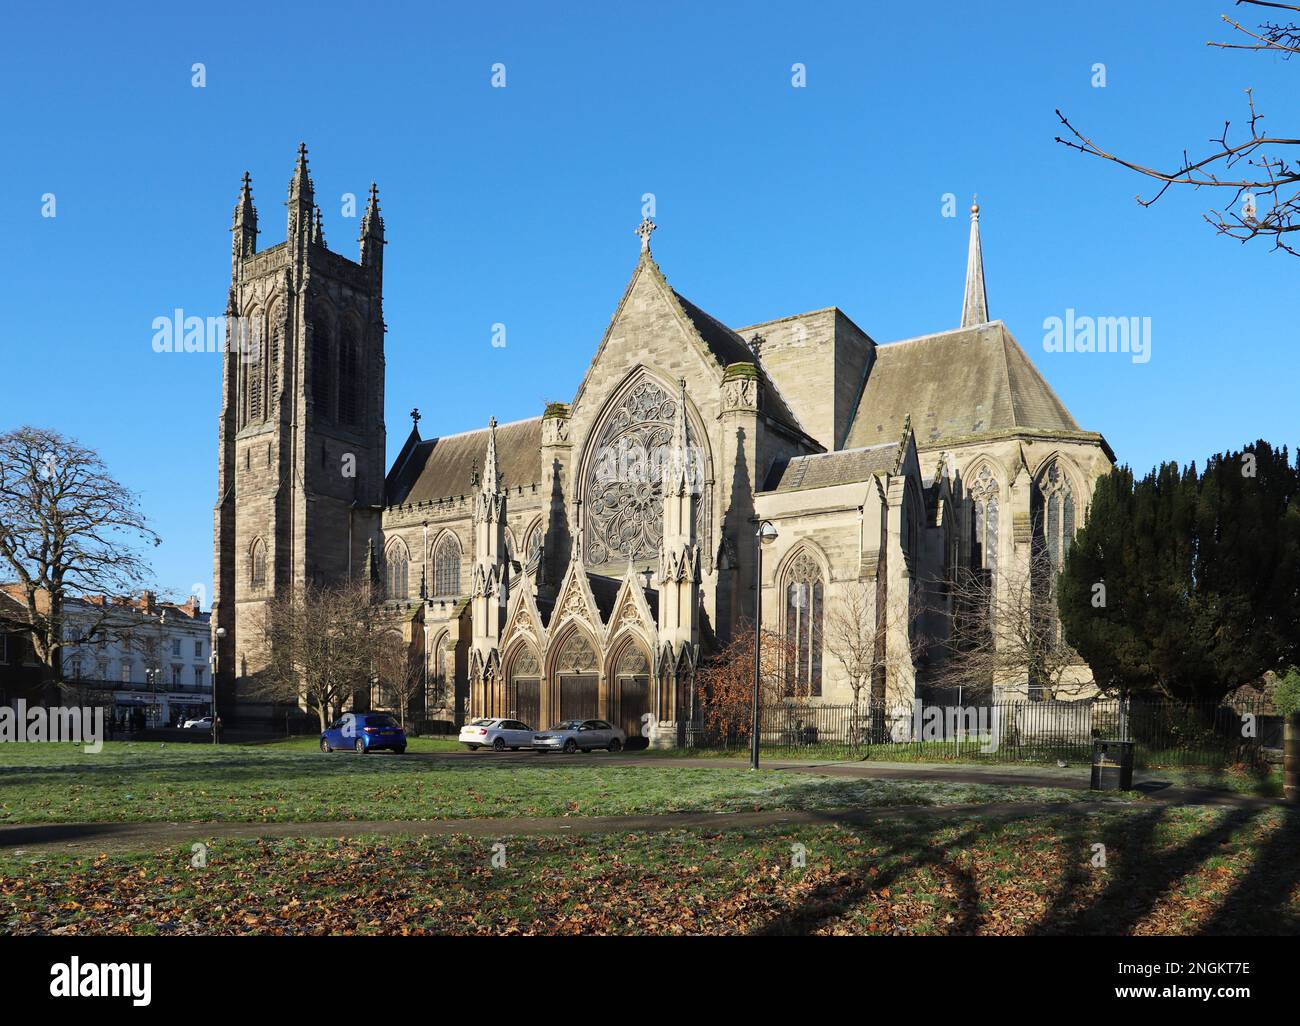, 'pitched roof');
0,589,29,627
586,572,622,622
843,321,1083,450
669,289,807,439
672,291,756,367
387,417,543,506
762,442,897,493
